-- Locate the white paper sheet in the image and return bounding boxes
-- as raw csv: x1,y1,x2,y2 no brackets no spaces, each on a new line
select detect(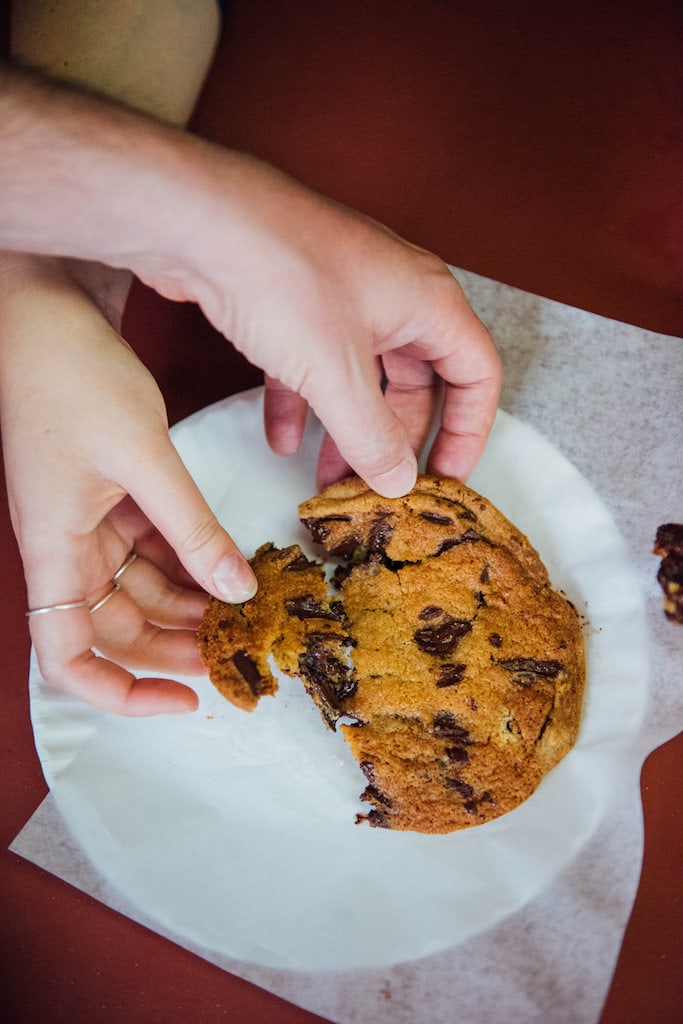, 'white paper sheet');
12,268,683,1023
